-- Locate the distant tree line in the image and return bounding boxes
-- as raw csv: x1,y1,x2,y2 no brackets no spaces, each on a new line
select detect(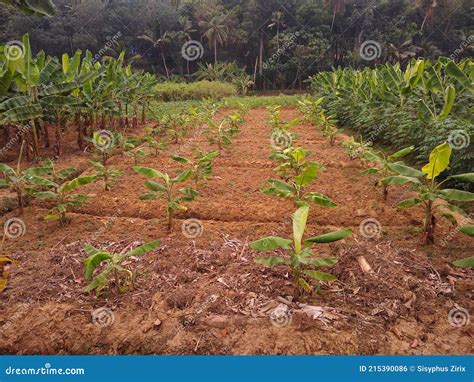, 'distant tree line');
0,0,472,89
